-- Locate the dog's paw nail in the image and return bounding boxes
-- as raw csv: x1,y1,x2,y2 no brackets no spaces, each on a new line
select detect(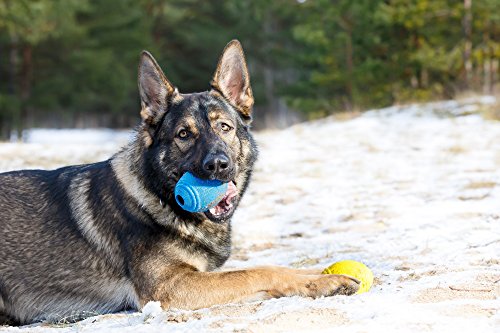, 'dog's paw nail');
350,277,361,284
